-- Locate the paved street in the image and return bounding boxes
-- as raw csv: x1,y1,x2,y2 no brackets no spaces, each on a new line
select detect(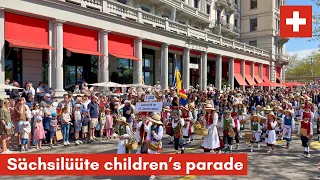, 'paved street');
1,134,320,180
